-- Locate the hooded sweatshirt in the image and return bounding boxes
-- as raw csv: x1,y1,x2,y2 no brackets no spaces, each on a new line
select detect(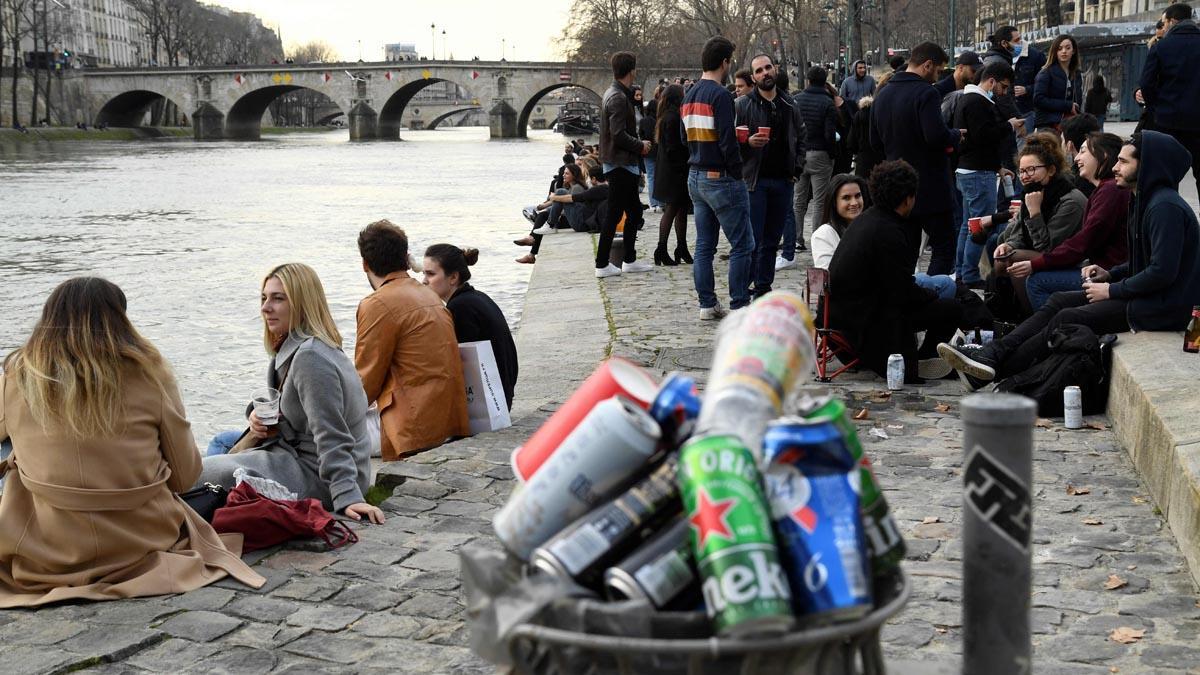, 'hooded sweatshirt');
1108,130,1200,330
838,61,875,103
